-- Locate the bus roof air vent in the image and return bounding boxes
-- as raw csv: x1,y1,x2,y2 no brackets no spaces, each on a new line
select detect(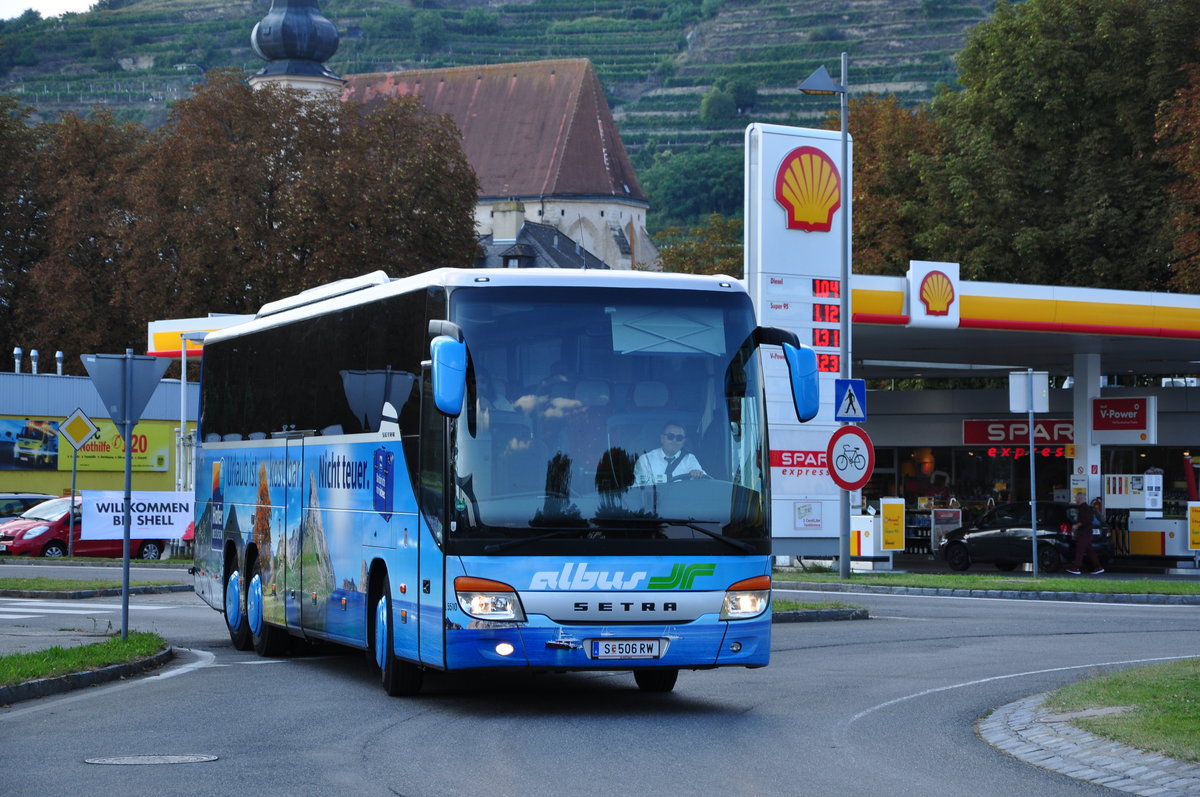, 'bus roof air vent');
257,271,391,319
